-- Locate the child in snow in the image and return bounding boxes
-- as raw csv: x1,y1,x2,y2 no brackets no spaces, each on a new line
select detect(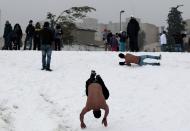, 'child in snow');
118,53,161,66
80,70,109,129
